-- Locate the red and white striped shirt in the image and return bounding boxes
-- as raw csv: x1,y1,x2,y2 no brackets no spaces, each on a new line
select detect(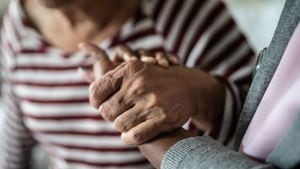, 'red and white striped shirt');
0,0,255,168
